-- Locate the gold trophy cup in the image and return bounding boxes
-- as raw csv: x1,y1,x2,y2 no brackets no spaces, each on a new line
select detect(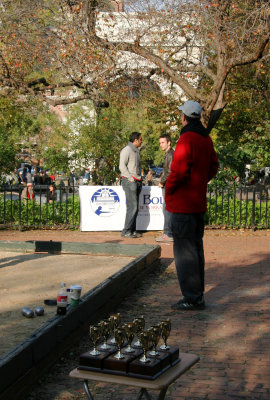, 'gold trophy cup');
138,331,151,363
159,319,171,350
89,325,101,356
99,320,112,350
114,327,126,359
149,325,161,356
123,322,135,353
133,315,145,347
108,313,121,345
